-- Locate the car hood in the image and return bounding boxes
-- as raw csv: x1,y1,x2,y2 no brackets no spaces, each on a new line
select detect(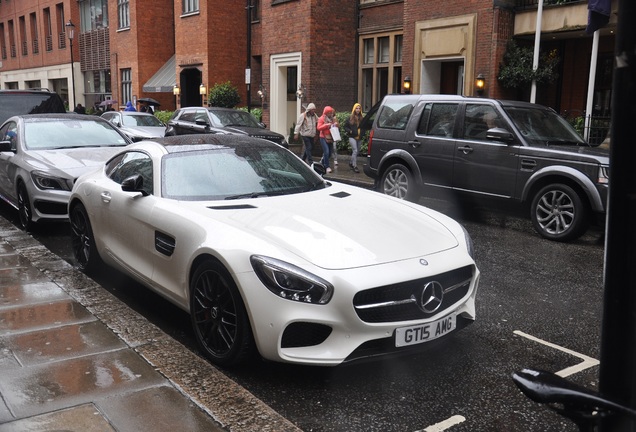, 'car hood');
200,185,460,270
26,147,123,177
120,126,165,138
